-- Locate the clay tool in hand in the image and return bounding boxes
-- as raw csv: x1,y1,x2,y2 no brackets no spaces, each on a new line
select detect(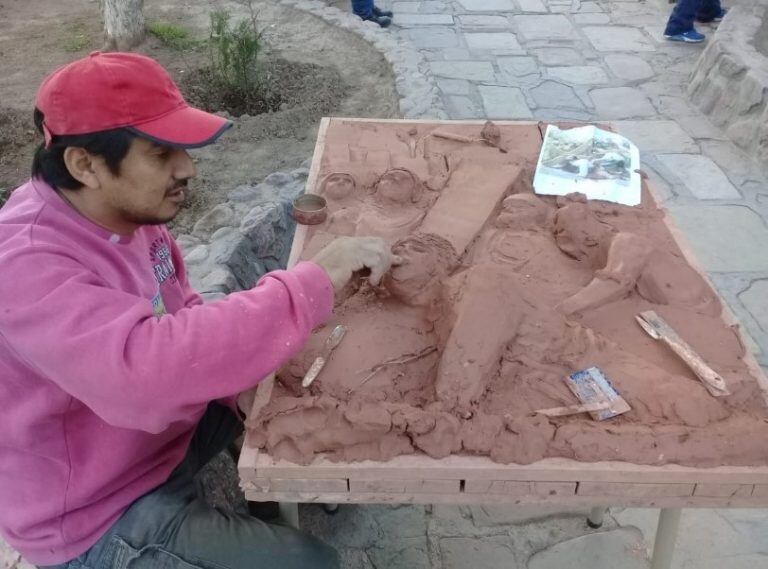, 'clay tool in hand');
301,325,346,388
537,366,631,421
636,310,729,397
